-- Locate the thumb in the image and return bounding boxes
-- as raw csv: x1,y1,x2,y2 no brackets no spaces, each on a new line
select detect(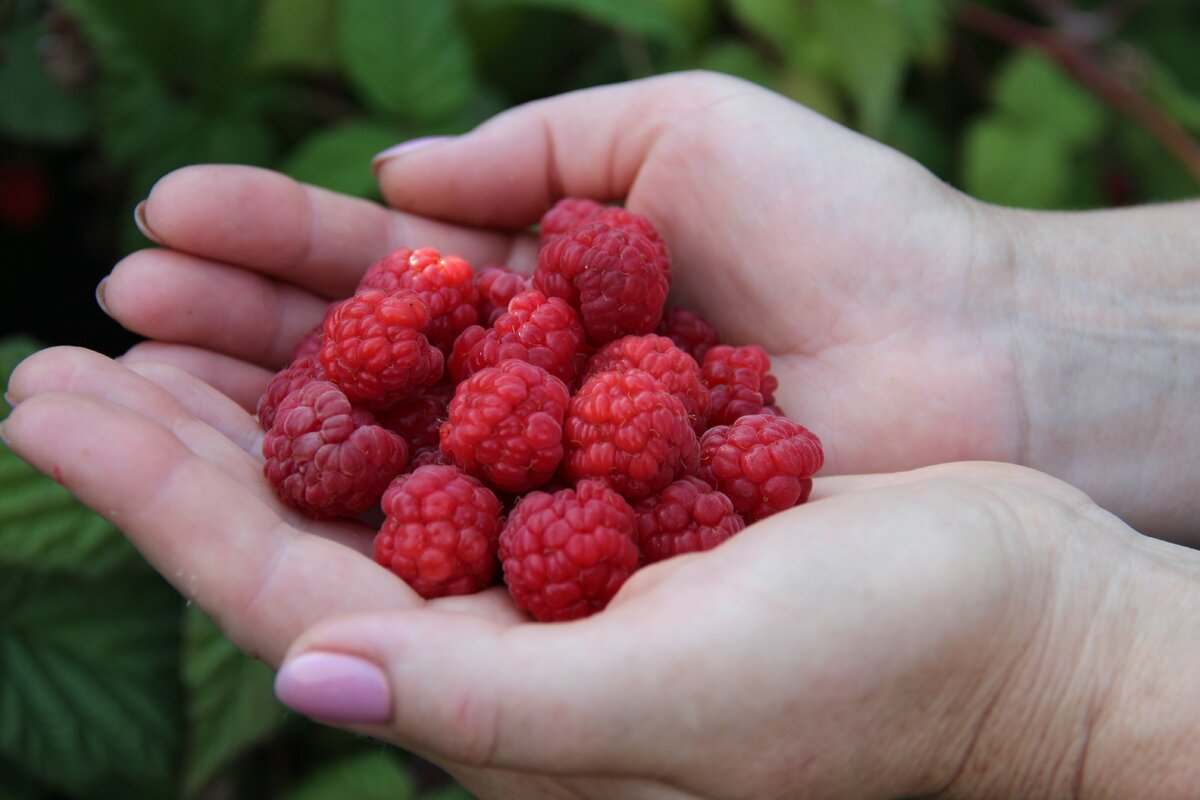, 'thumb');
272,607,665,776
372,71,758,230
